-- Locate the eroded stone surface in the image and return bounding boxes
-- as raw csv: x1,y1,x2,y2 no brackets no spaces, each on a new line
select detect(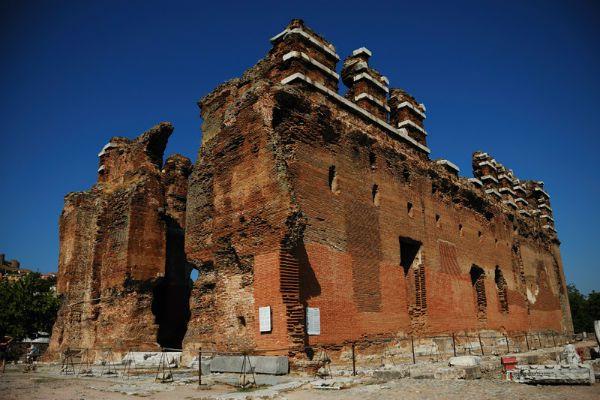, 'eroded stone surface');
48,122,192,357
